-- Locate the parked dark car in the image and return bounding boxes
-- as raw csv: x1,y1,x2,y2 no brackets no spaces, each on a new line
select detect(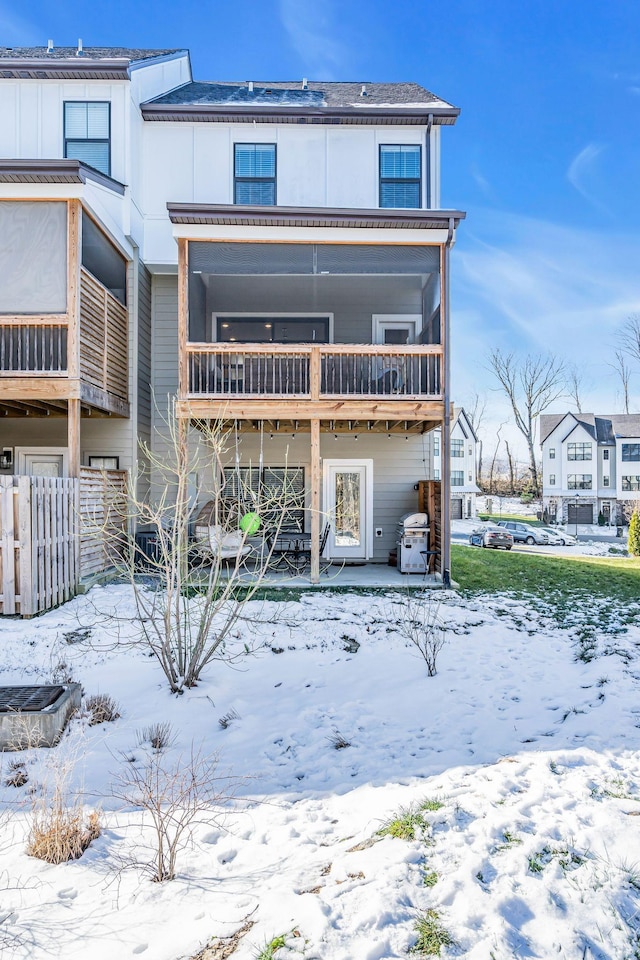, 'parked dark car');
469,524,514,550
496,520,549,545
